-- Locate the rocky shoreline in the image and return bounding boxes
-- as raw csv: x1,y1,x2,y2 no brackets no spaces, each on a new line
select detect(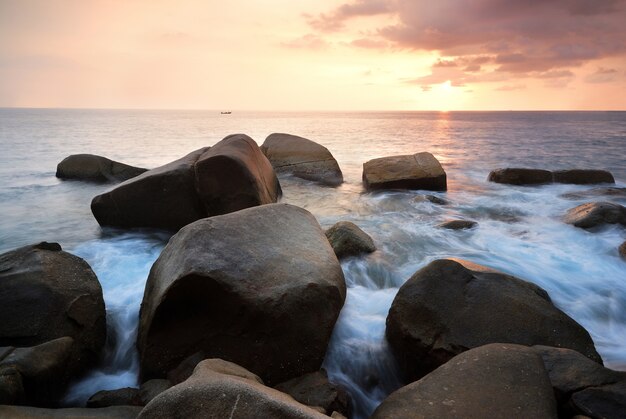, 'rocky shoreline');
2,132,625,418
